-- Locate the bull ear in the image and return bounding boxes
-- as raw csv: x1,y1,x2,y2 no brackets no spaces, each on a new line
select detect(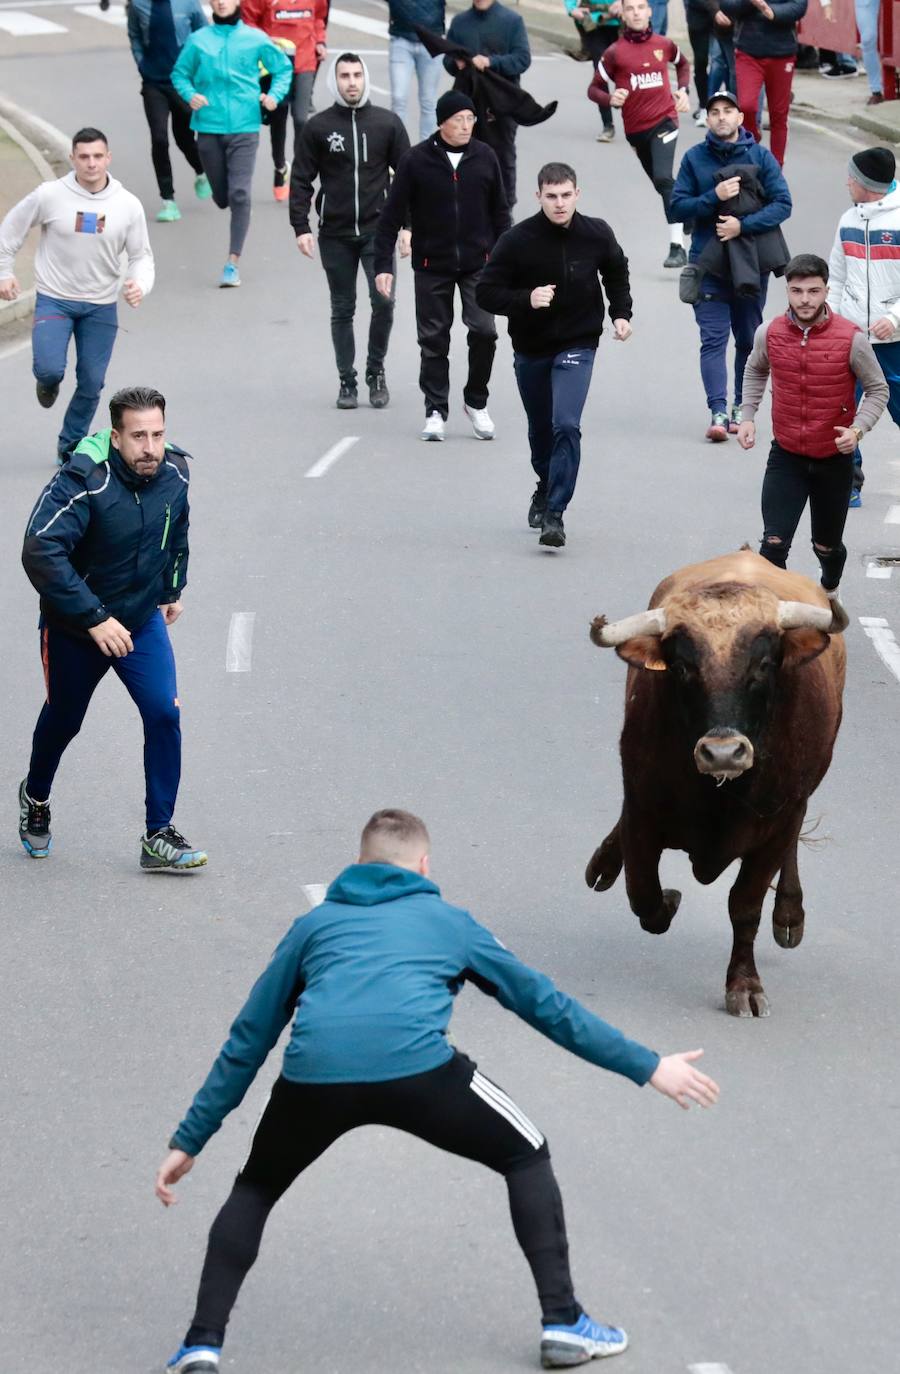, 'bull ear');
781,627,829,668
615,636,668,671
